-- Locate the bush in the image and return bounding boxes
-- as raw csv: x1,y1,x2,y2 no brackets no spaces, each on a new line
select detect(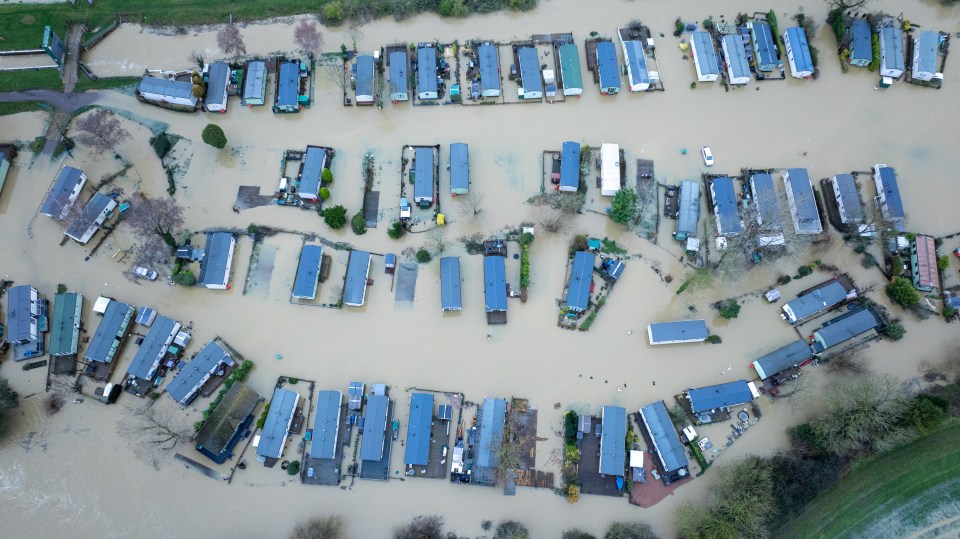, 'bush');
388,221,405,239
885,322,905,341
495,520,529,539
319,187,330,200
610,187,638,226
891,255,904,277
768,10,780,47
151,132,172,158
797,265,813,277
201,123,227,149
604,521,660,539
416,249,432,264
912,394,947,433
323,205,347,229
563,530,596,539
861,253,877,268
322,1,344,25
172,270,196,286
718,299,741,320
519,245,531,289
706,334,722,344
937,255,950,270
945,305,957,319
854,243,867,254
393,515,444,539
286,460,301,475
566,484,580,503
351,212,367,235
868,33,880,71
827,8,846,44
290,516,344,539
886,277,920,309
564,411,578,444
778,275,792,285
321,168,334,183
